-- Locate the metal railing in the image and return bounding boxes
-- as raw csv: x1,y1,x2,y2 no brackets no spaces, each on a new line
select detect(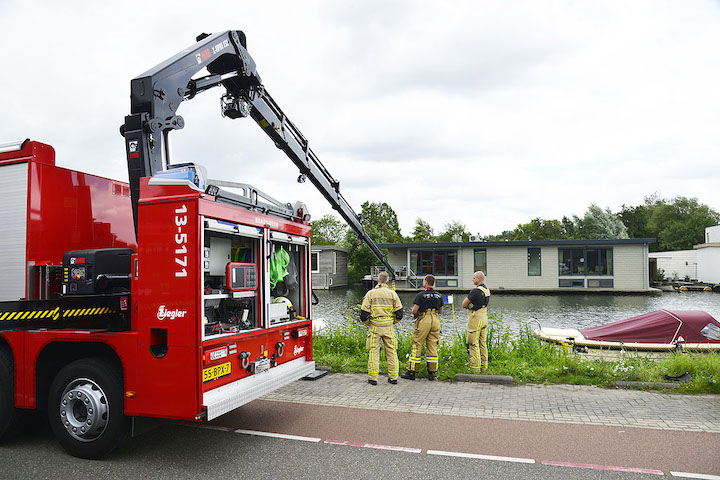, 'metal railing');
370,266,419,288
